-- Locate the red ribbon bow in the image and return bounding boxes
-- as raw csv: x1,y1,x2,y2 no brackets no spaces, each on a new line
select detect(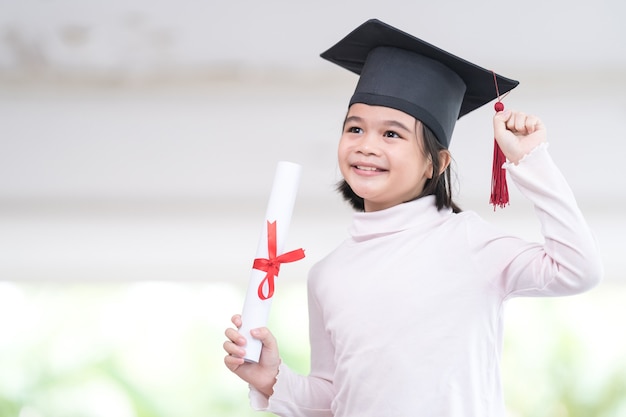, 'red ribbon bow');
253,220,305,300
